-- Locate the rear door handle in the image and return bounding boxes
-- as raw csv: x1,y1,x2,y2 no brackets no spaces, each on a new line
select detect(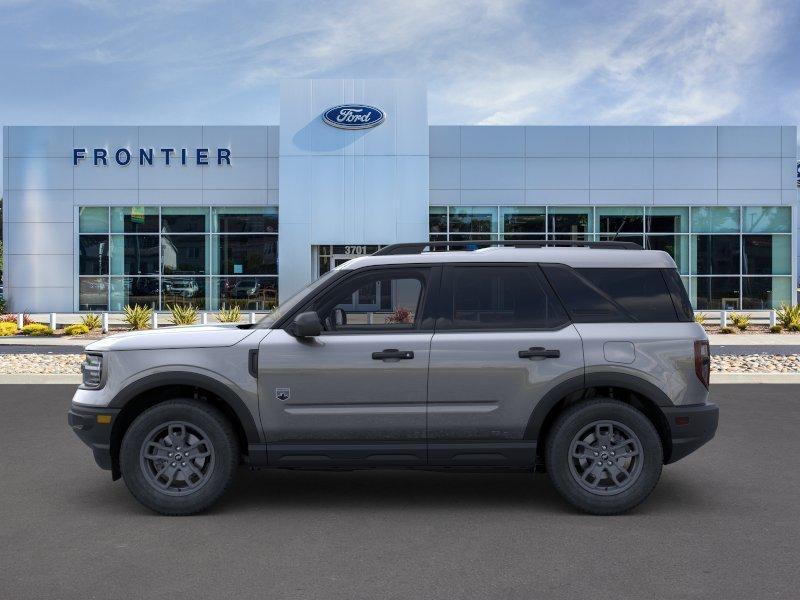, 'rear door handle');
372,349,414,360
518,347,560,359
